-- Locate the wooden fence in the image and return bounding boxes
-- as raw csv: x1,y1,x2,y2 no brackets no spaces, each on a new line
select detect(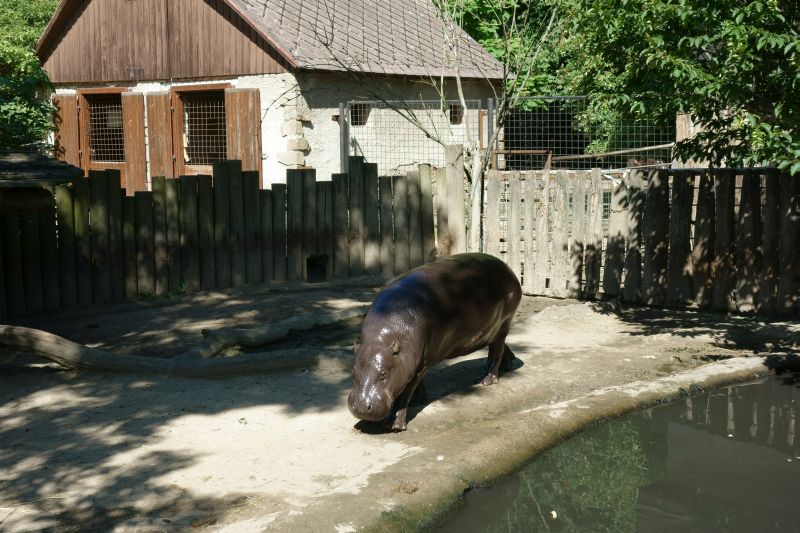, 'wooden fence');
483,168,800,316
0,156,467,318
